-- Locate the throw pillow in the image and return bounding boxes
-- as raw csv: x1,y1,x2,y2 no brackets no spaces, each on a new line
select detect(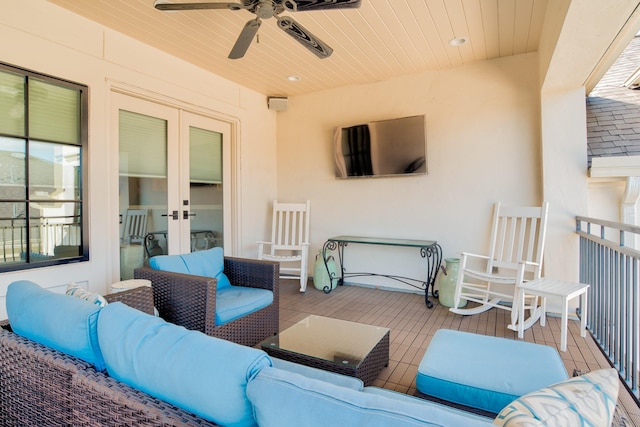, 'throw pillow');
493,368,619,427
66,283,108,307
